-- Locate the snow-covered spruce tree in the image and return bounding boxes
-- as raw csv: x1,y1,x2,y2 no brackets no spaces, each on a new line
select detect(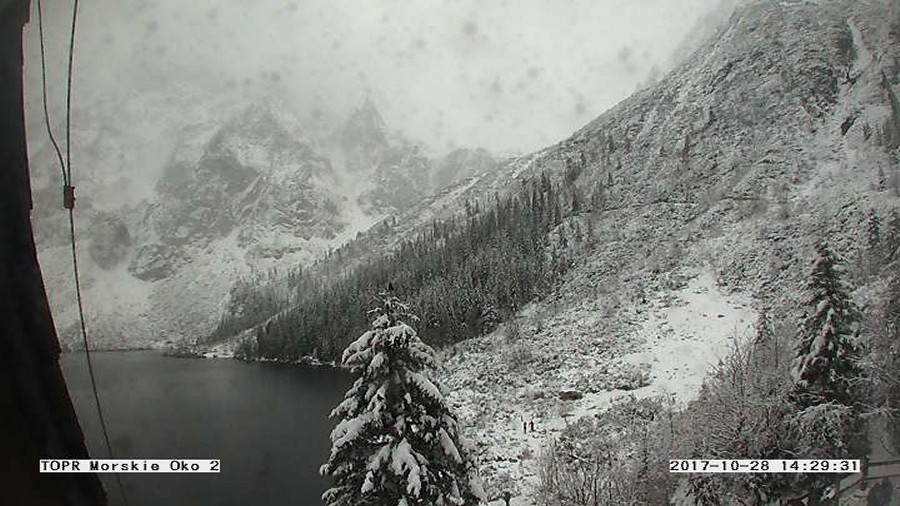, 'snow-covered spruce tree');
320,293,484,506
791,242,862,407
867,209,882,251
752,309,778,366
783,244,869,504
885,209,900,260
884,275,900,448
